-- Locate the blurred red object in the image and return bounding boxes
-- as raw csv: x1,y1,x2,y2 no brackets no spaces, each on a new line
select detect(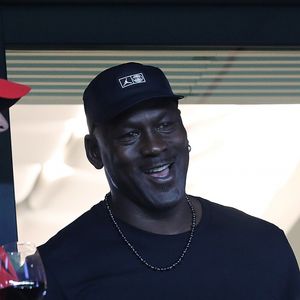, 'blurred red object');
0,79,31,112
0,247,19,289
